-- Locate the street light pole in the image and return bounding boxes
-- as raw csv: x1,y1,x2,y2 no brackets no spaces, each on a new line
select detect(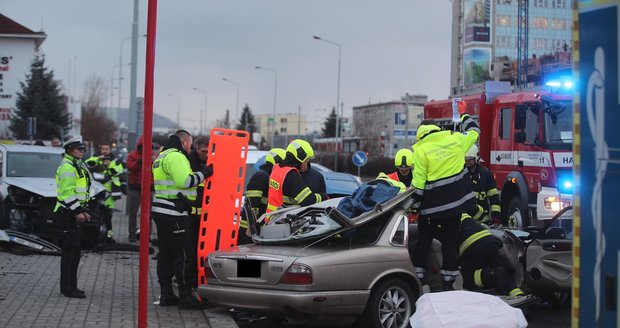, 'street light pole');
118,36,131,112
168,93,181,129
313,35,342,171
222,78,240,128
192,87,207,135
255,66,278,147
